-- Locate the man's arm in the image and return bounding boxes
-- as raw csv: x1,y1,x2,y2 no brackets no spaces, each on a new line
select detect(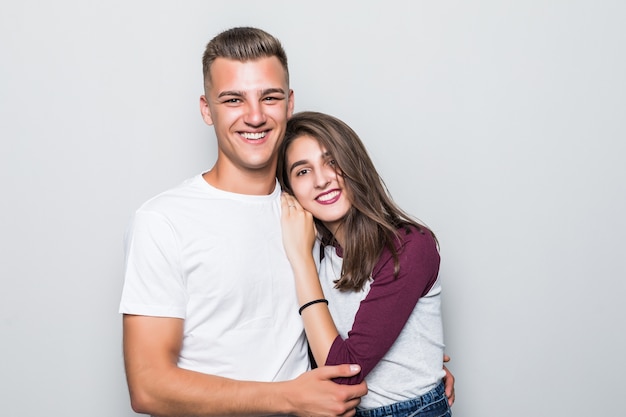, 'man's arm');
123,314,367,417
